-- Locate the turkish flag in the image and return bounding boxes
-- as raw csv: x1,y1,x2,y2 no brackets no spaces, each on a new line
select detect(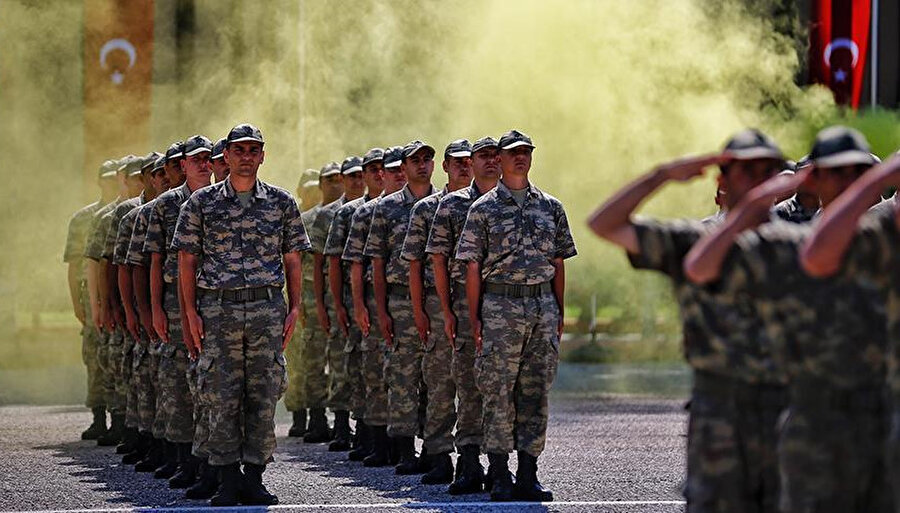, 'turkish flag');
808,0,871,108
83,0,155,180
